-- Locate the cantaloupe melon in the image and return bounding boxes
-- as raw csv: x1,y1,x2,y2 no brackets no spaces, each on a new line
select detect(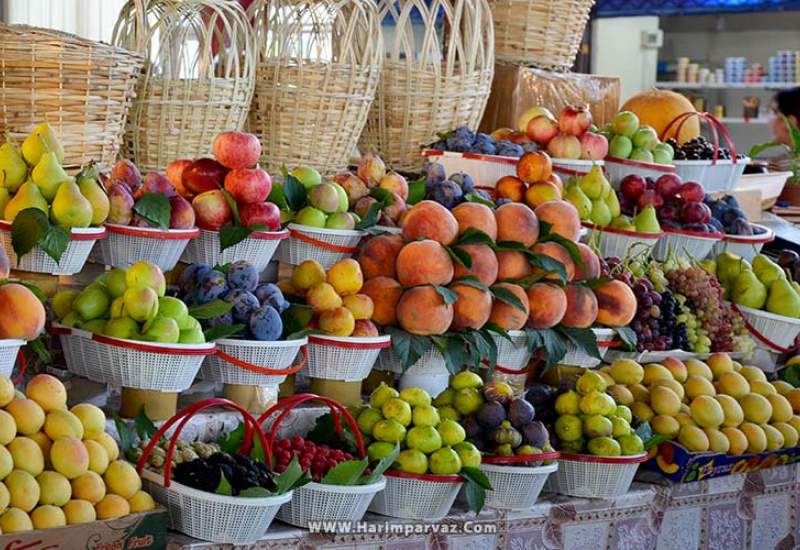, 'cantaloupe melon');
621,89,700,143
